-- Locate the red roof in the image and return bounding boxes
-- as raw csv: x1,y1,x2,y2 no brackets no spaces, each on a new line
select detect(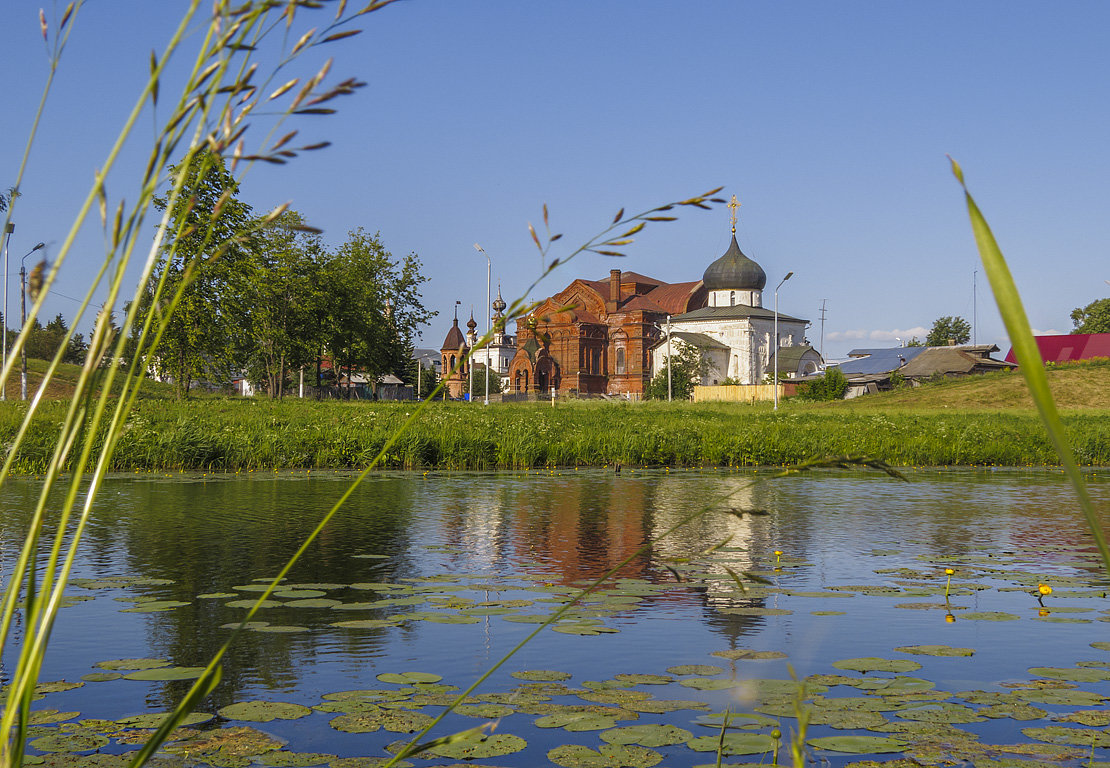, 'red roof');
1005,333,1110,364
